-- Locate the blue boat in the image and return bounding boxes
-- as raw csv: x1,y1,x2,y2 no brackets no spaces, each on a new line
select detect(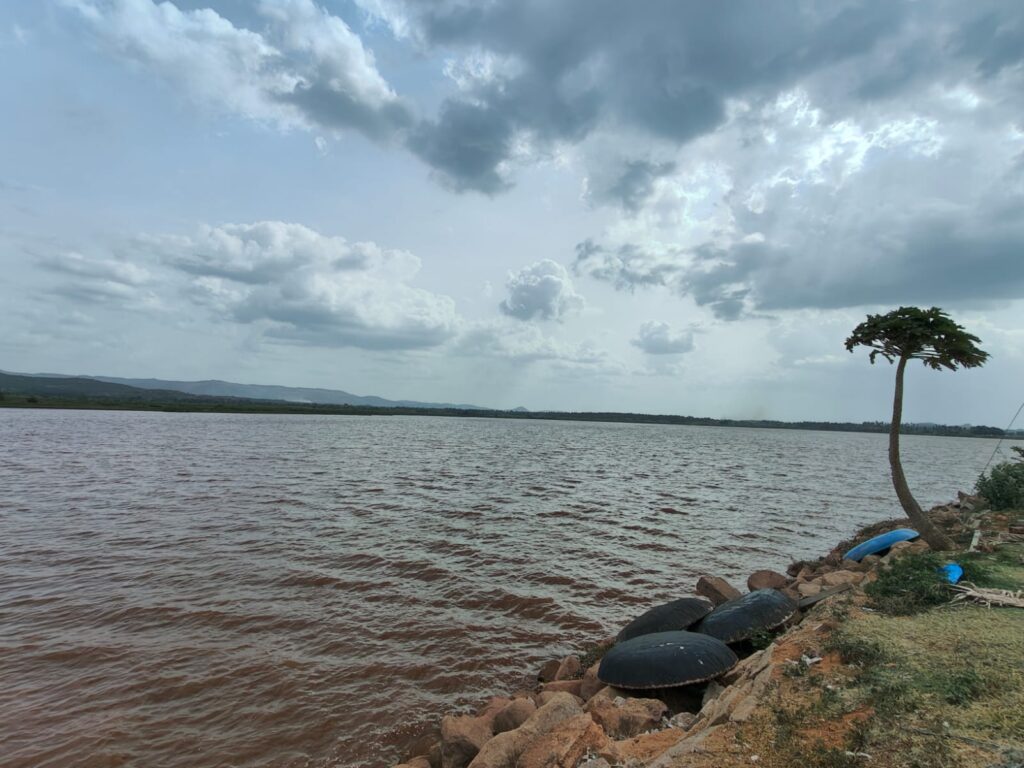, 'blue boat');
843,528,919,562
